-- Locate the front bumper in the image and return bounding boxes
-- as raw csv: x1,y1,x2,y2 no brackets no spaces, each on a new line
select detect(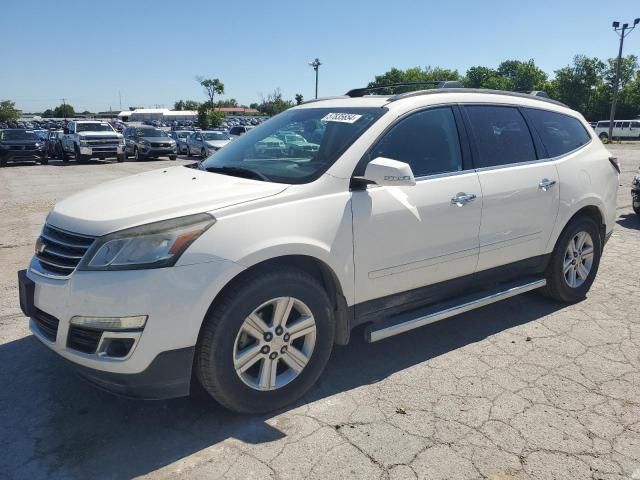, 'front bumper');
19,256,244,399
1,149,46,162
79,145,124,156
141,146,177,156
